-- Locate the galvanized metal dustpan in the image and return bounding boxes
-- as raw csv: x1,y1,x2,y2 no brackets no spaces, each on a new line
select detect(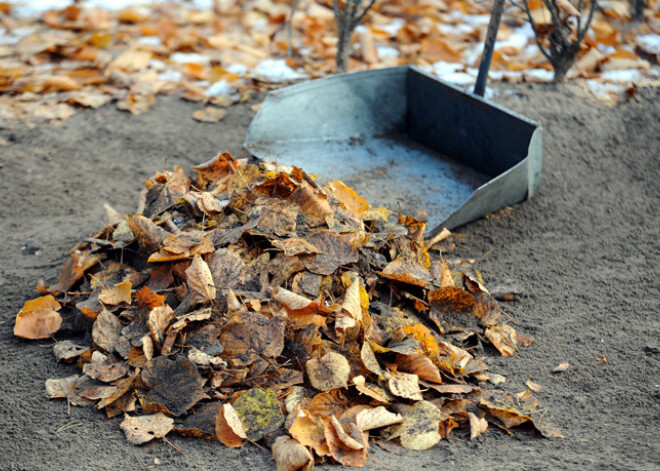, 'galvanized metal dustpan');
244,0,542,235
